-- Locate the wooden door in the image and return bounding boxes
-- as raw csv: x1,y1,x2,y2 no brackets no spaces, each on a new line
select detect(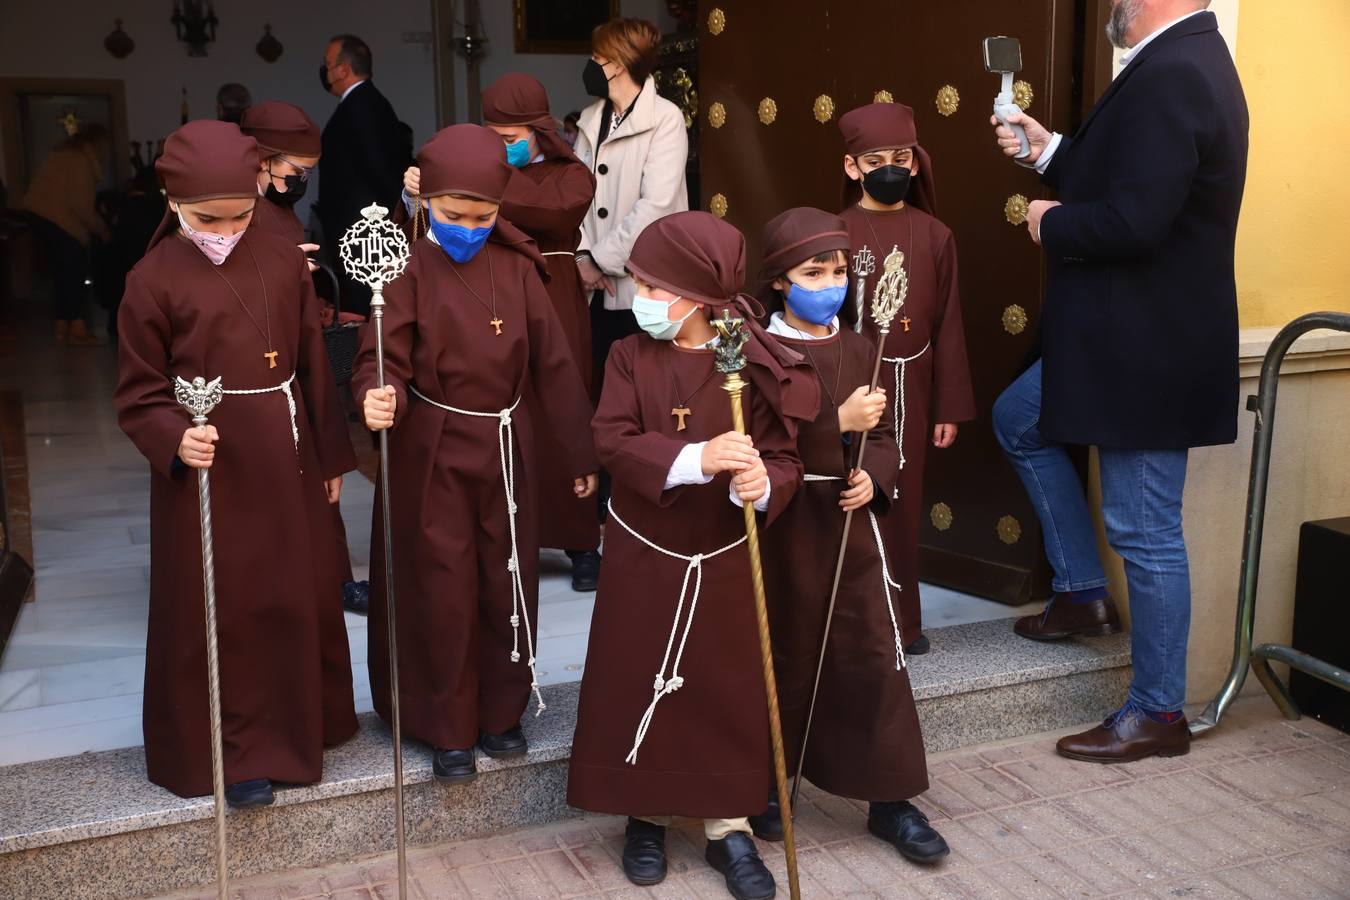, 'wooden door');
697,0,1084,603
